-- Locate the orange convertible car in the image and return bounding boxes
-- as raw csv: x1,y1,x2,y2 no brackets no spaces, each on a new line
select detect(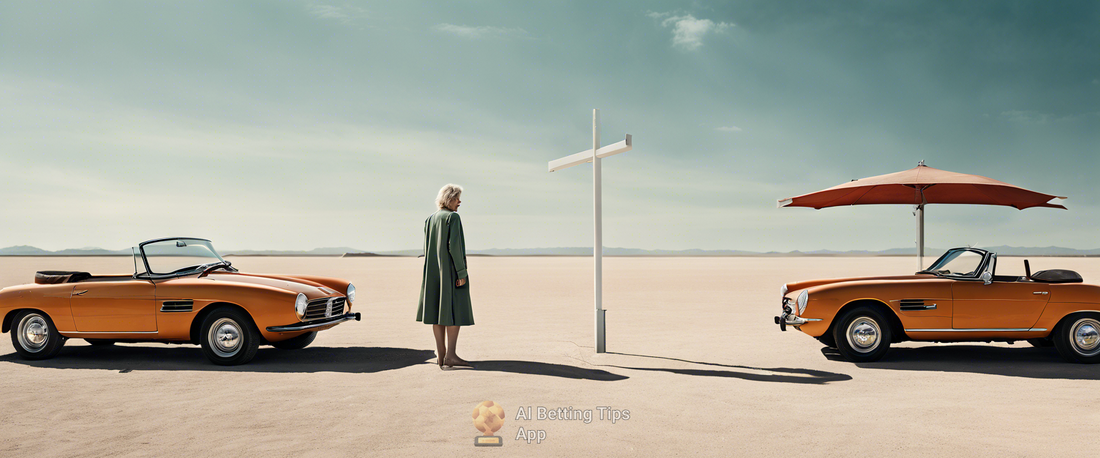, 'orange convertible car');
776,247,1100,363
1,237,360,365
